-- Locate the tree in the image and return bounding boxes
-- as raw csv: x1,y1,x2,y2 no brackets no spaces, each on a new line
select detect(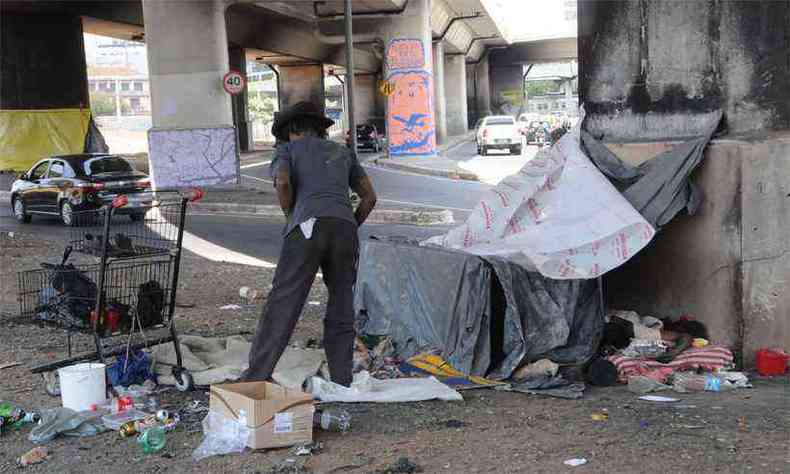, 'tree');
90,92,116,116
525,80,561,98
249,95,276,123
